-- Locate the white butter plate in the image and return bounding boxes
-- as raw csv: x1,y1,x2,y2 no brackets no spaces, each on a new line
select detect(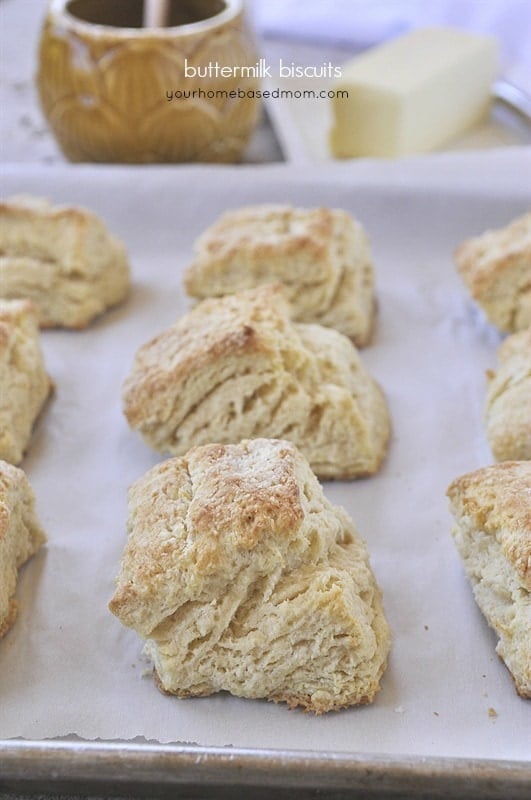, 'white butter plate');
264,76,531,164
